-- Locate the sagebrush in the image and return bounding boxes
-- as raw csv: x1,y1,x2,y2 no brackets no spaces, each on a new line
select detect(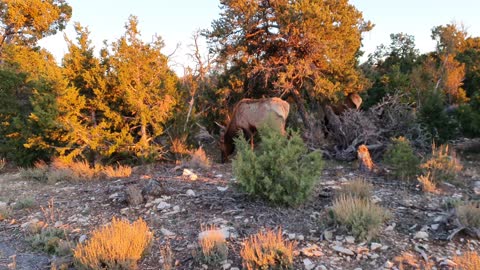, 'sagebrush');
241,229,295,270
233,126,323,206
337,178,372,200
73,217,152,270
332,195,389,240
420,144,462,183
197,225,228,266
